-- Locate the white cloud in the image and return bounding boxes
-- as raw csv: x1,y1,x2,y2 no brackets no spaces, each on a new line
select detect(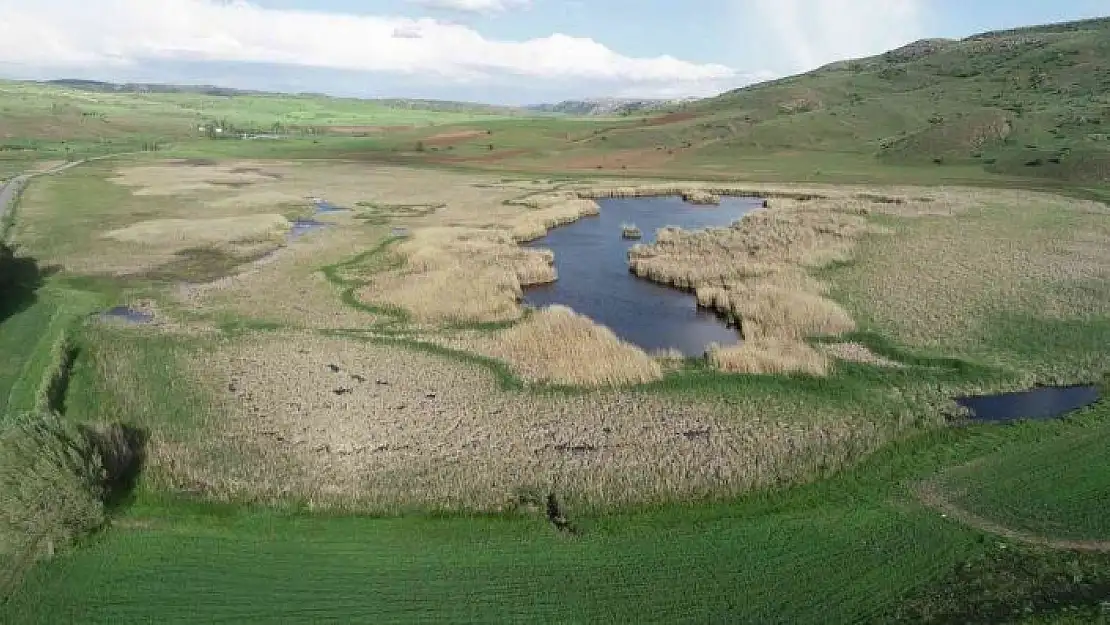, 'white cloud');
745,0,927,73
406,0,530,14
391,26,424,39
0,0,738,96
